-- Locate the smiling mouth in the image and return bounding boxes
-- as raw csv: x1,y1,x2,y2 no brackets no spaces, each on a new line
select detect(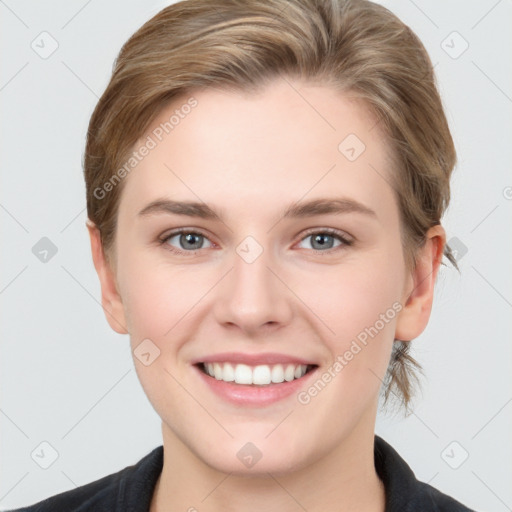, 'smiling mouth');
195,362,318,386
